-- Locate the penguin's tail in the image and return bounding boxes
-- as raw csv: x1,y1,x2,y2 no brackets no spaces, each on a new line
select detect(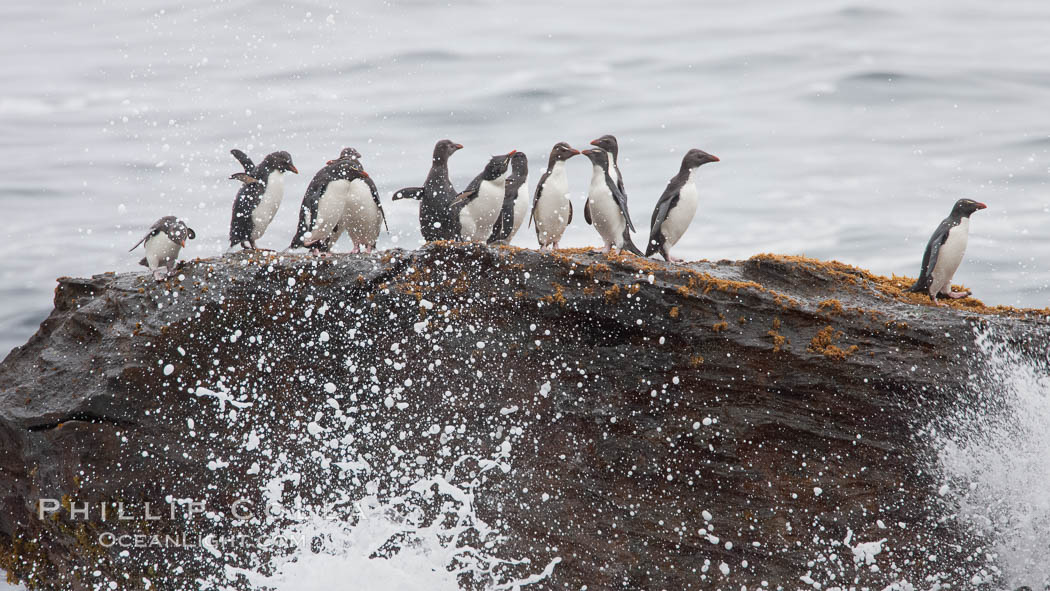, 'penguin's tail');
621,231,644,256
906,270,934,293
